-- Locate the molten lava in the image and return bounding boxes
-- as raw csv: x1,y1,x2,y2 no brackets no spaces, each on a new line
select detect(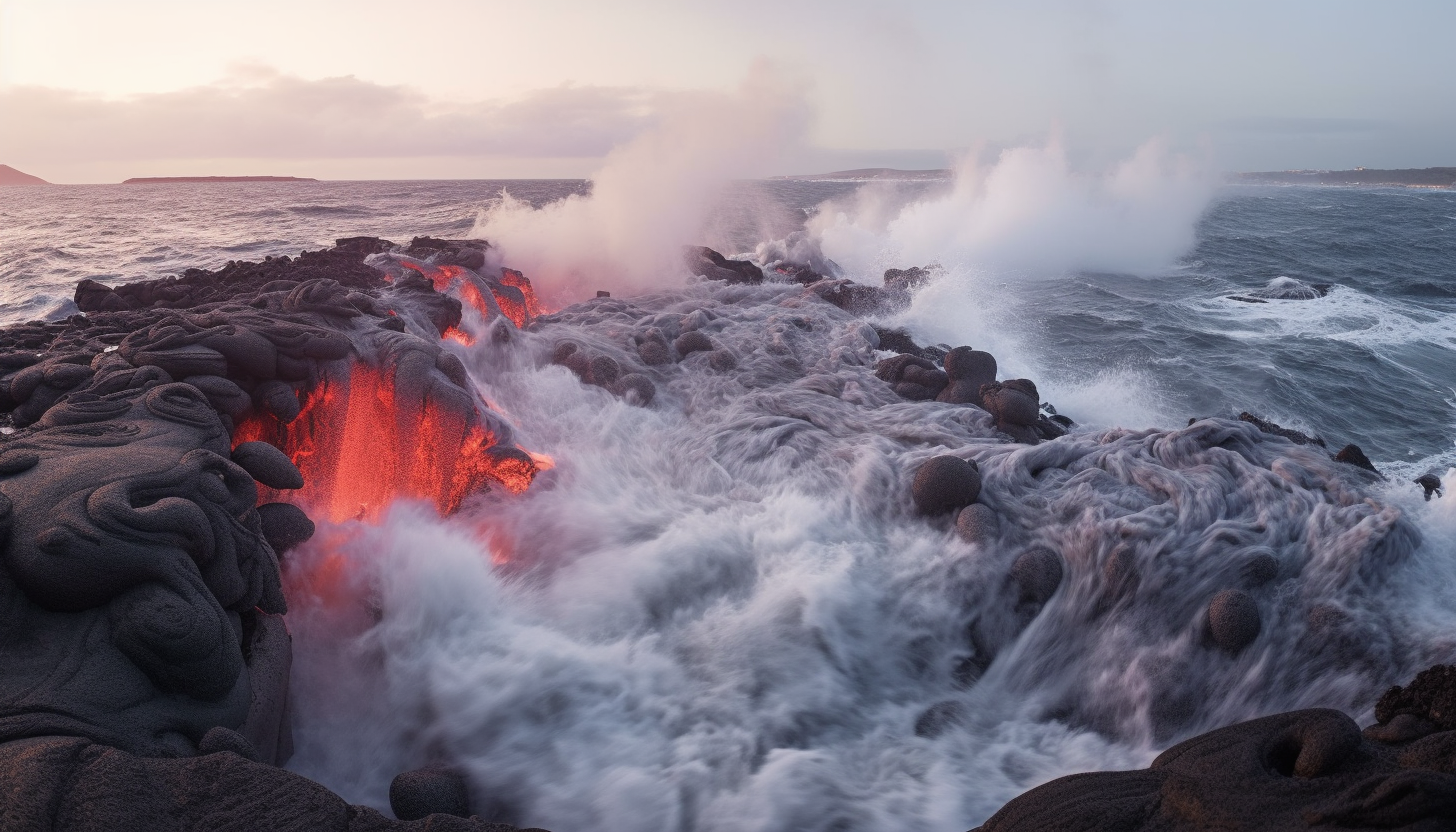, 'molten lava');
443,326,477,347
456,280,496,322
234,361,538,523
499,268,545,317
